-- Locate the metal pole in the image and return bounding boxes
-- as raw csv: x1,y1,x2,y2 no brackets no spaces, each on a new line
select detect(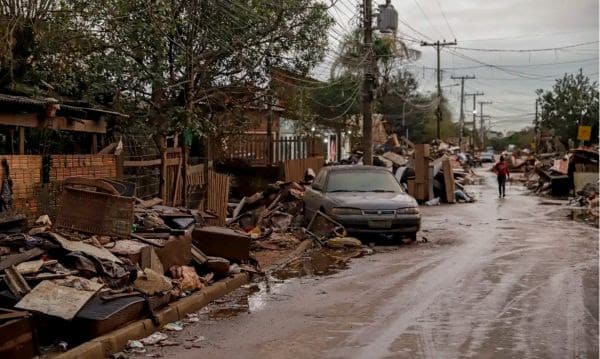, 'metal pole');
362,0,374,165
